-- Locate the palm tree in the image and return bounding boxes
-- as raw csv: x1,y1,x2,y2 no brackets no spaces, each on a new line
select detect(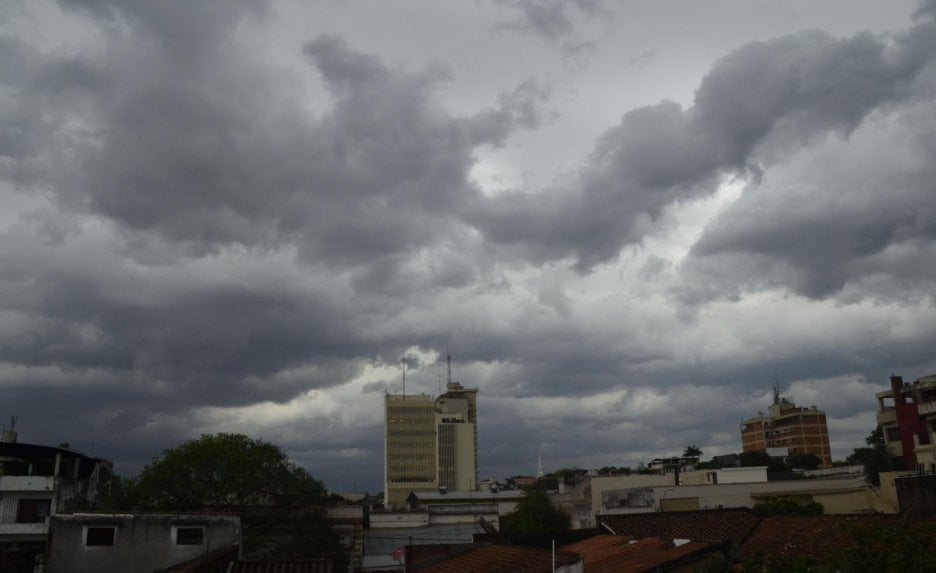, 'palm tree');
683,445,702,458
